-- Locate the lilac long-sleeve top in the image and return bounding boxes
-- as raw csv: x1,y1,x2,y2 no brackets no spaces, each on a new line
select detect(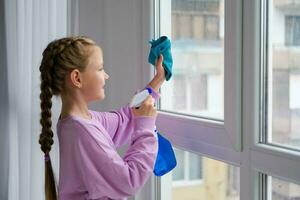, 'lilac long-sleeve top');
56,86,160,200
